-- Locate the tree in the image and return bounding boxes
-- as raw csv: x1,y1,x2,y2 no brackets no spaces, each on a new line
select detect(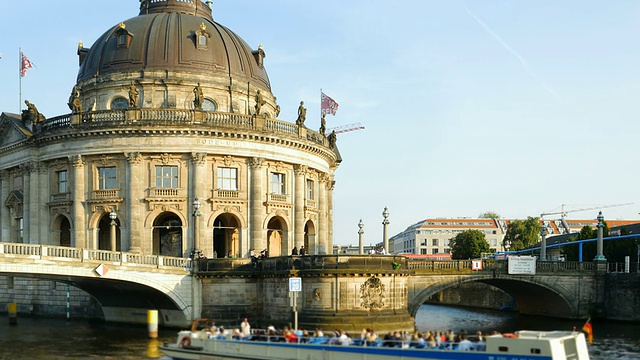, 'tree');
450,229,491,259
502,217,541,251
478,211,501,219
563,223,612,261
